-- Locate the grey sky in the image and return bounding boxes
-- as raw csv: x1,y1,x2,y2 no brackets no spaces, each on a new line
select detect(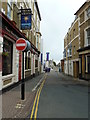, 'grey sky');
38,0,86,64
